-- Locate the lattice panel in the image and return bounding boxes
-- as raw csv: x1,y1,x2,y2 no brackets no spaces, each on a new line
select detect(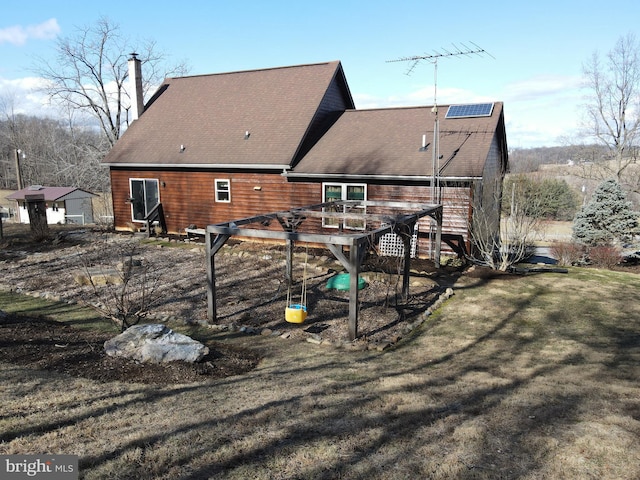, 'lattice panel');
378,229,418,258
